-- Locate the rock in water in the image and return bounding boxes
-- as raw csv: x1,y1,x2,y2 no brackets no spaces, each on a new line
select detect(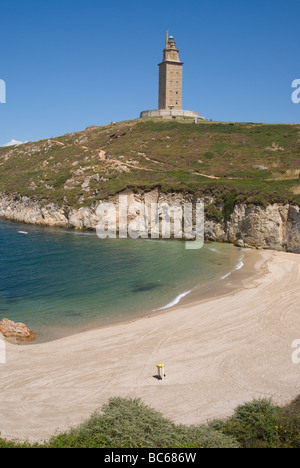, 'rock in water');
0,318,37,343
